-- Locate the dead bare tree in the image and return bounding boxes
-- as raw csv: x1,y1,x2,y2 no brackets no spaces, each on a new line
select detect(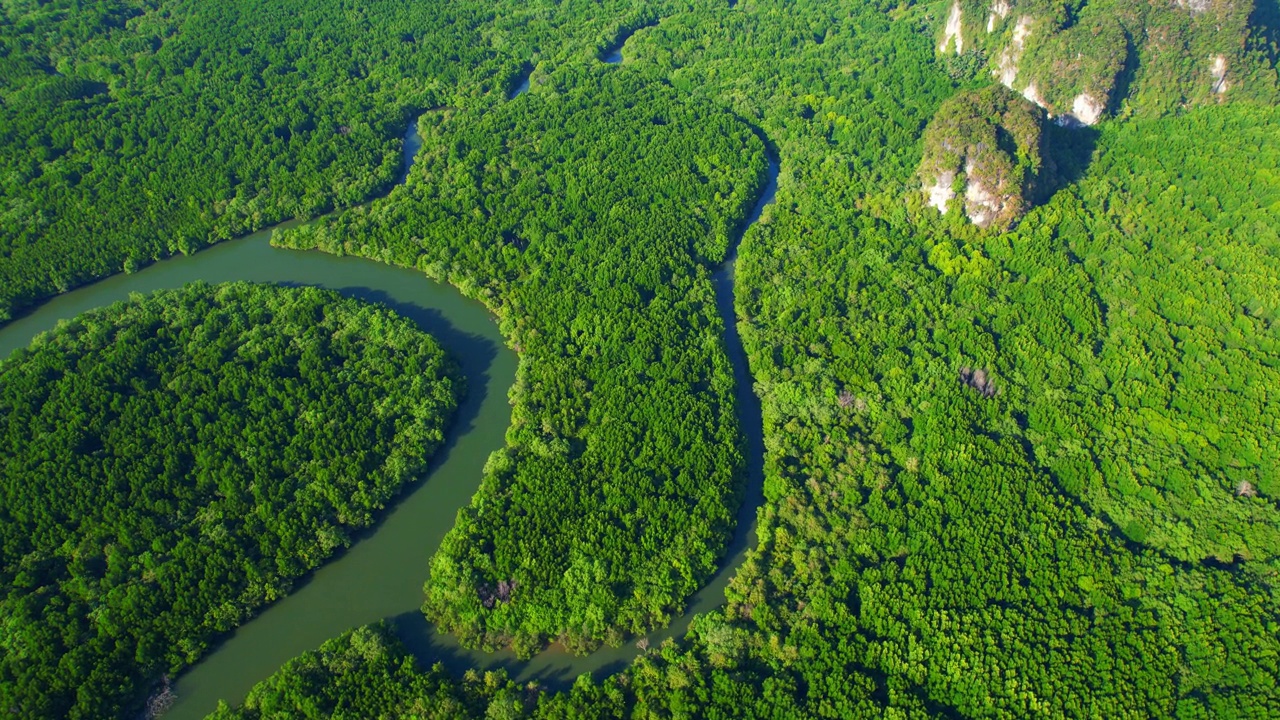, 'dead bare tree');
960,366,998,398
